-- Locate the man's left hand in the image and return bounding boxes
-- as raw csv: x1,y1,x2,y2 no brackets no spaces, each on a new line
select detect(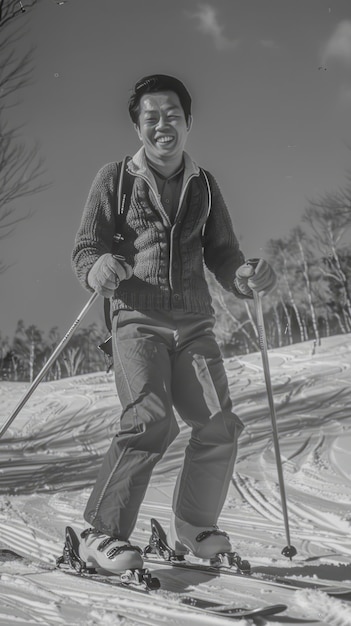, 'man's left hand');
235,258,276,297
